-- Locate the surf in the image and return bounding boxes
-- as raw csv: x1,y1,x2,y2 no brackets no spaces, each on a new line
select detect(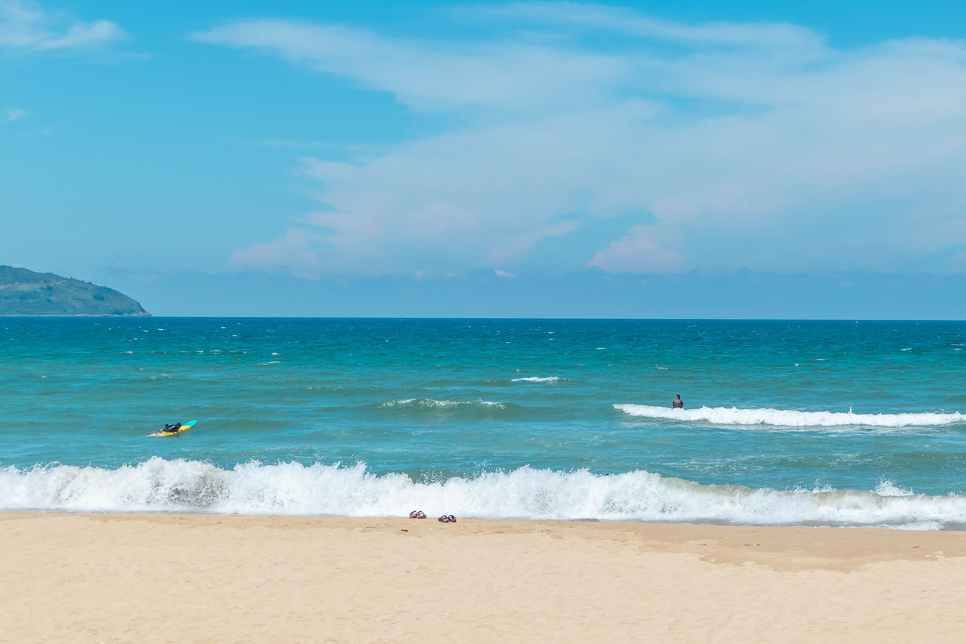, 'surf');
614,404,965,428
3,458,965,530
